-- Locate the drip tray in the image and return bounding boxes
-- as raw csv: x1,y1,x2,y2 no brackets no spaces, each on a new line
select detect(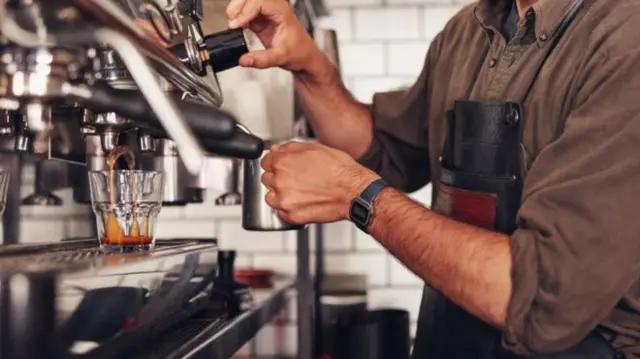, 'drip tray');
0,238,217,277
